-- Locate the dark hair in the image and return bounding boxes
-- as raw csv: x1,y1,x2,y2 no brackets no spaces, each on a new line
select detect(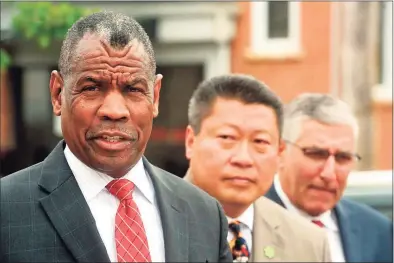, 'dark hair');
58,11,155,80
188,74,283,136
